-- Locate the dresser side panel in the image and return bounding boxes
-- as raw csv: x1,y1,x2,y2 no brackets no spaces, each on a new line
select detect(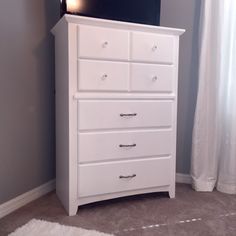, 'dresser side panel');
54,21,70,213
68,23,79,215
169,36,180,198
